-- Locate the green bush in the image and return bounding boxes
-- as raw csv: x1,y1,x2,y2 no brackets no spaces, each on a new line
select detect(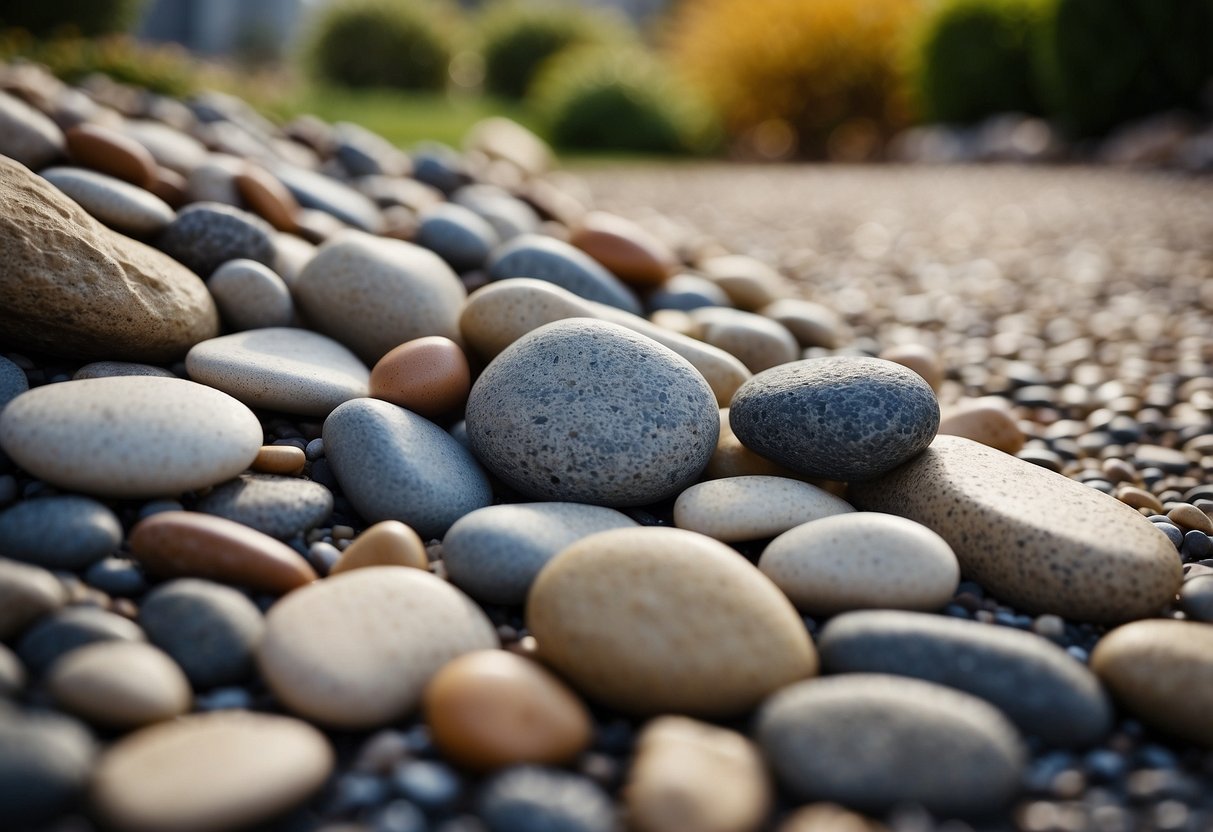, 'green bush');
479,0,632,99
912,0,1048,124
1035,0,1213,136
302,0,458,91
530,46,720,154
0,0,144,37
0,32,199,97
